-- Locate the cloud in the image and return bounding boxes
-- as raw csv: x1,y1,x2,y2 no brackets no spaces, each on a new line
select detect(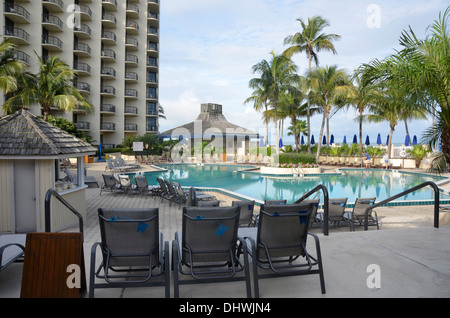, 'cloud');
159,0,448,144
